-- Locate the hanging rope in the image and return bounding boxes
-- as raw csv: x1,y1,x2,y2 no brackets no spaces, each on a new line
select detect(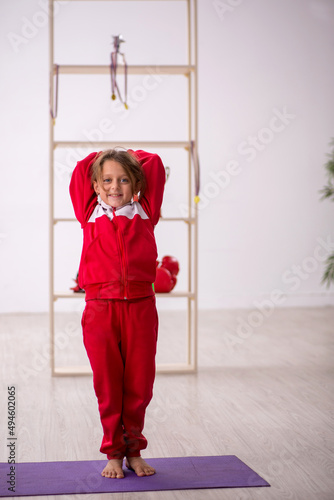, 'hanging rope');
190,140,200,204
110,35,128,110
50,64,59,125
